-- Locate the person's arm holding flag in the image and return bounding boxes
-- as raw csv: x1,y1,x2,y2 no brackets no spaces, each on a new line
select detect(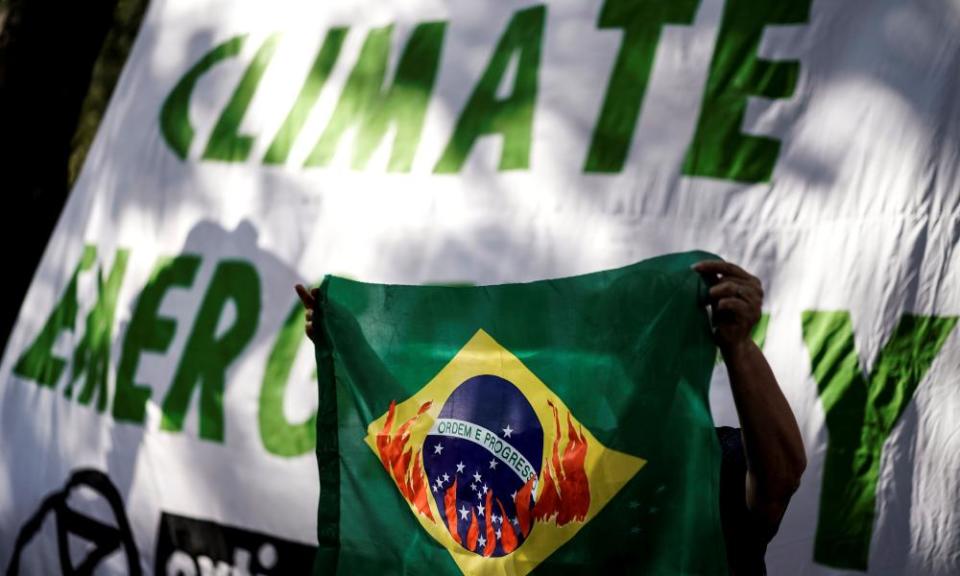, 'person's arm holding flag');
694,260,806,573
